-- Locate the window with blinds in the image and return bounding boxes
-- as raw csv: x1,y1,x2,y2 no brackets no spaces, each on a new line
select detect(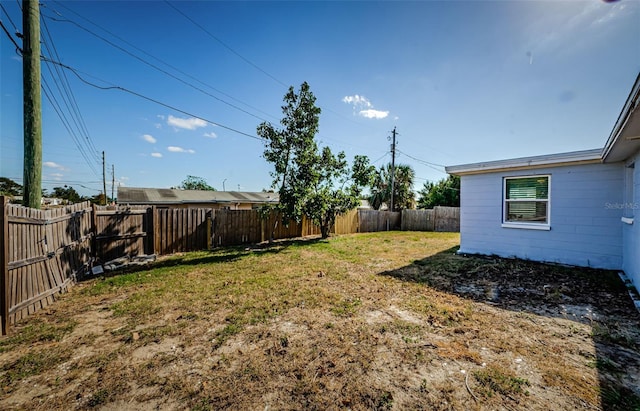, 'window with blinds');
503,176,549,225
